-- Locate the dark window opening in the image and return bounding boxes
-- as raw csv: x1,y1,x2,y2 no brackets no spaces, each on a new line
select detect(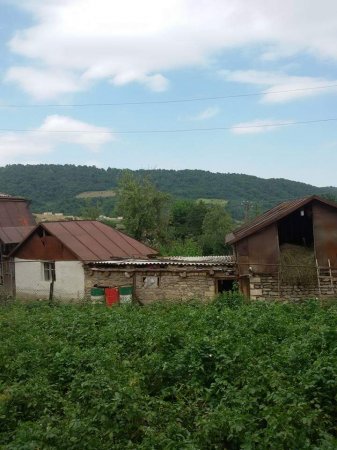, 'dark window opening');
278,207,314,248
217,279,234,293
43,262,56,282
